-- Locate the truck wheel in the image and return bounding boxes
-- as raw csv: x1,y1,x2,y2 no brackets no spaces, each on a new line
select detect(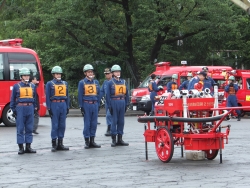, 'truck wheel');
0,118,2,124
2,104,16,127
